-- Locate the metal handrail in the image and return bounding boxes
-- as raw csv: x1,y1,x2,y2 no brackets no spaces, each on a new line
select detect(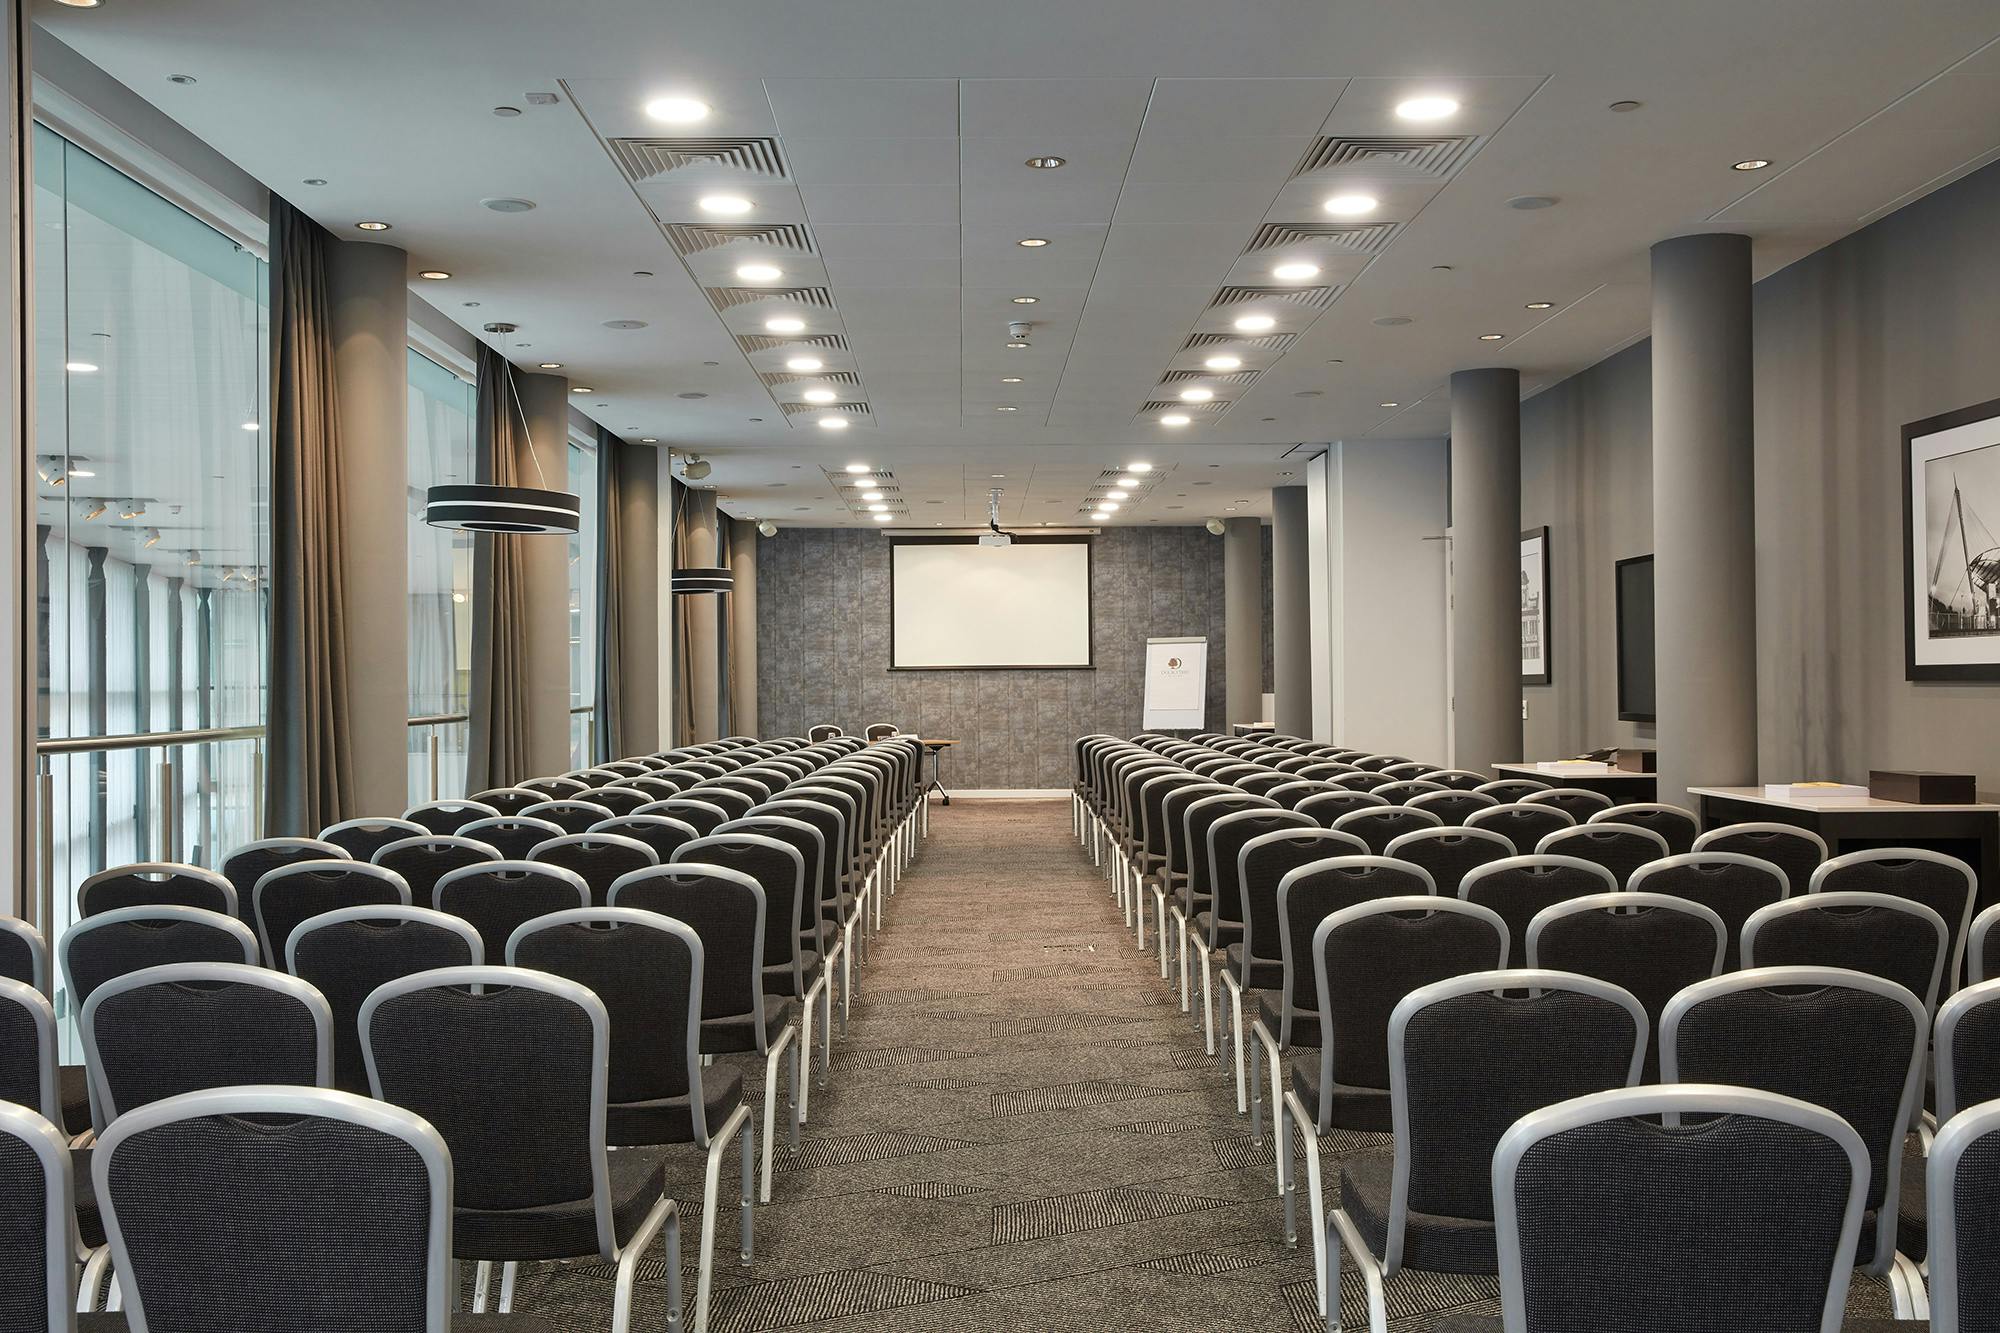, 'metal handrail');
35,724,264,756
406,712,469,728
